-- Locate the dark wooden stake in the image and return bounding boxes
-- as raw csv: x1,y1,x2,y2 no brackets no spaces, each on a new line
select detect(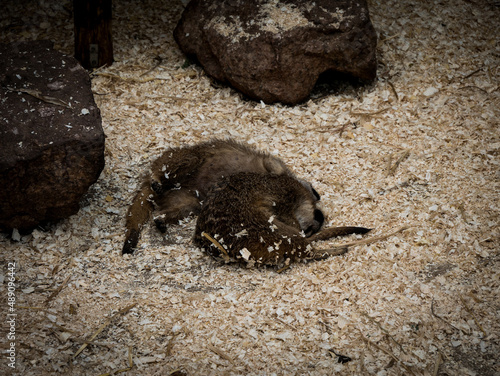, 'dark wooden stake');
74,0,113,69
